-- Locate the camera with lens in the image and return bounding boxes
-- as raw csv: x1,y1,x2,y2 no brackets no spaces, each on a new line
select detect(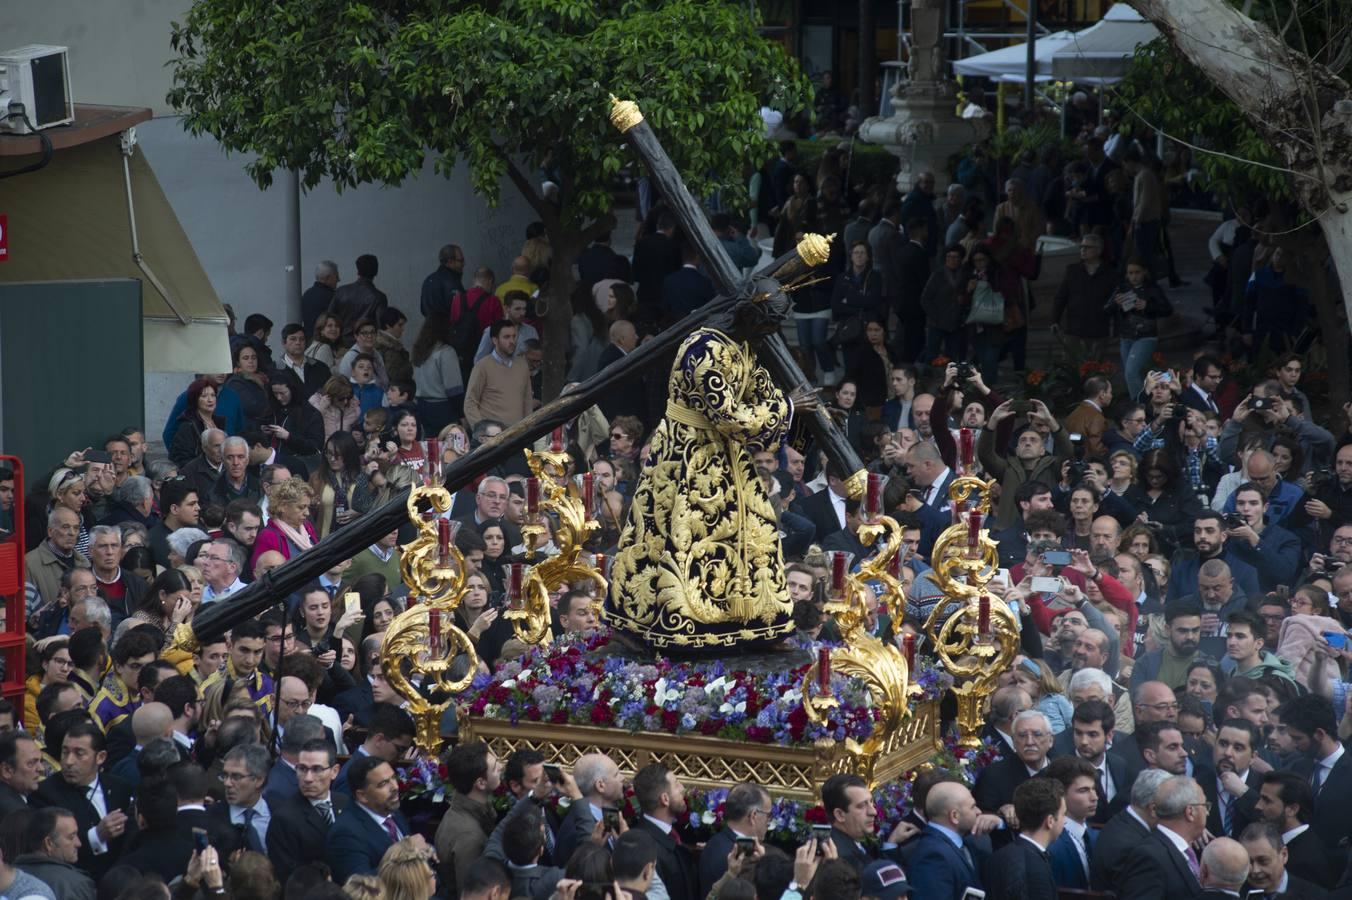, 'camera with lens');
1222,513,1246,530
1316,558,1346,579
1066,460,1090,485
1250,396,1273,413
311,639,332,656
955,361,977,381
1311,466,1336,491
